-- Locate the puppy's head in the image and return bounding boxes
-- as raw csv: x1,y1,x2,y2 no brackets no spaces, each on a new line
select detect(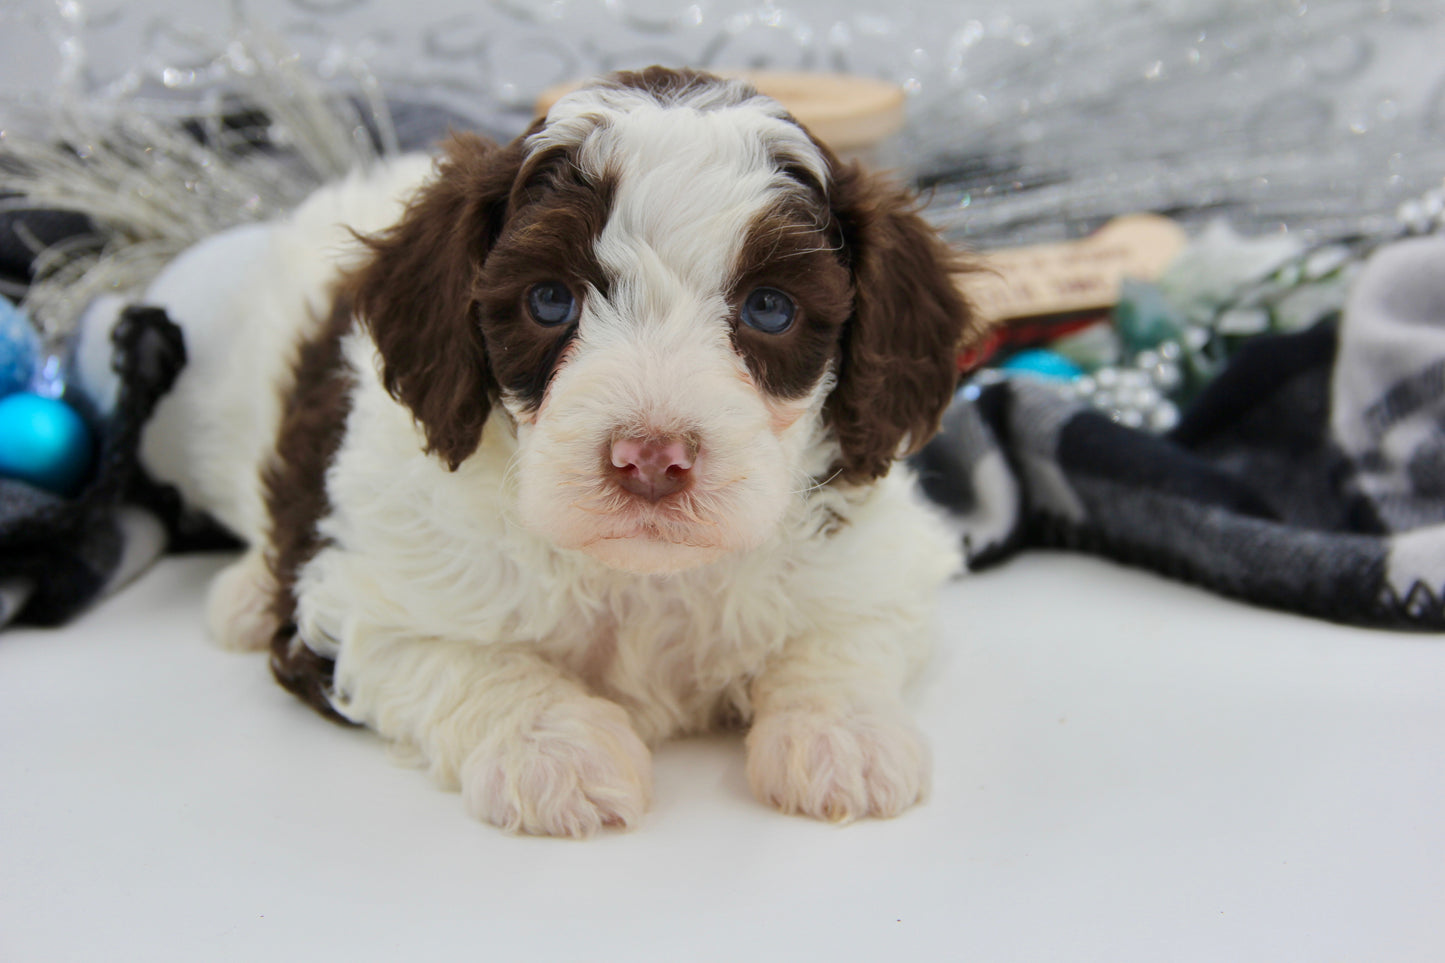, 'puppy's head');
353,67,980,574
